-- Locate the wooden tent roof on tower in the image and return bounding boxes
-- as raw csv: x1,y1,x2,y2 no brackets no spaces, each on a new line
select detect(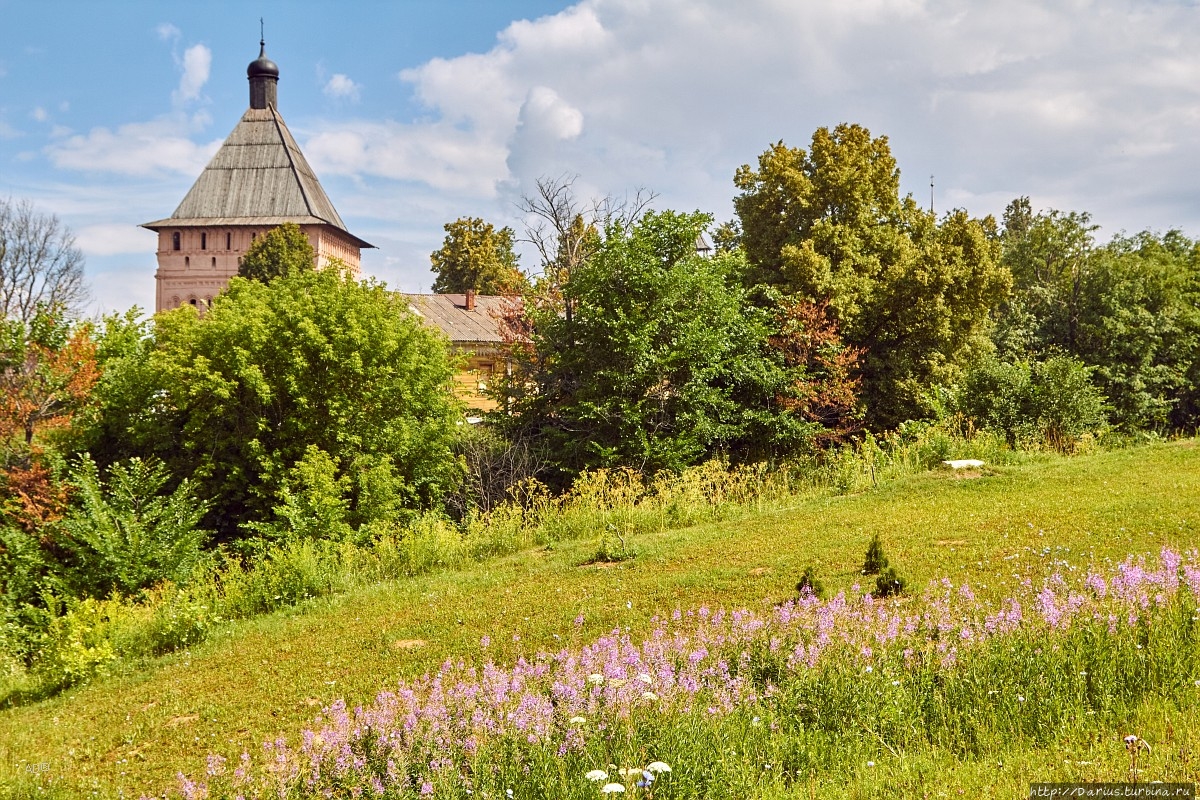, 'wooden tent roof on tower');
143,39,372,313
142,108,370,248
